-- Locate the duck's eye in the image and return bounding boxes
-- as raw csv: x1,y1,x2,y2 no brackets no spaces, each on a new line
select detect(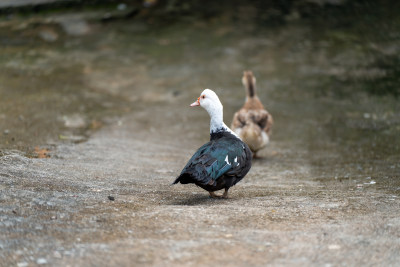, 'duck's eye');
201,95,205,99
